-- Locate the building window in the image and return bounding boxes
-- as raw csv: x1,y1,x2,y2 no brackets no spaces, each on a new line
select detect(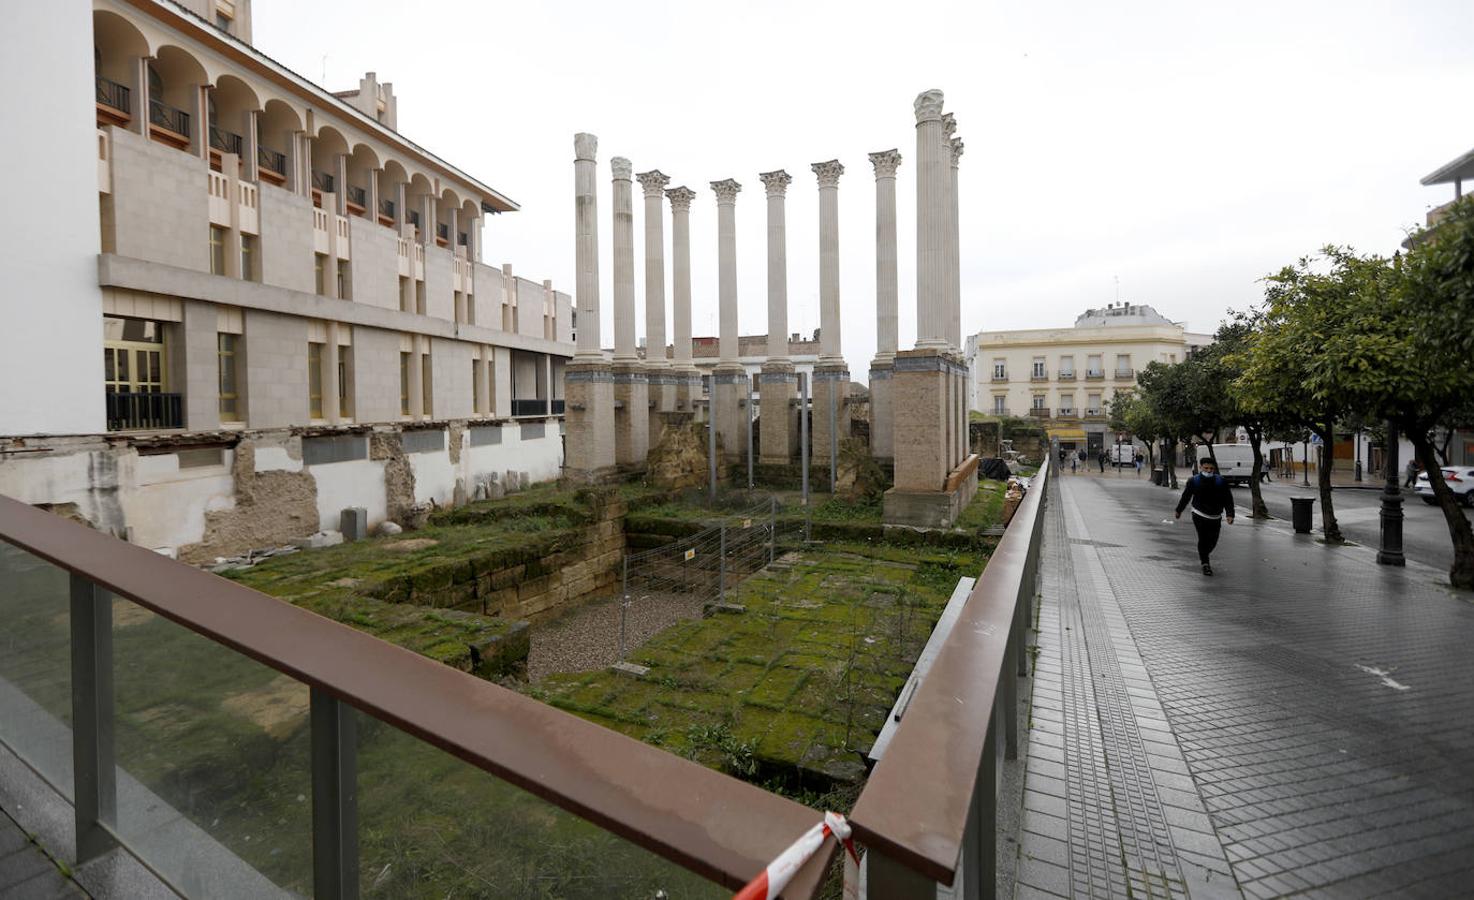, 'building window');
454,291,463,324
992,359,1006,379
701,374,711,396
103,316,166,395
1032,395,1046,410
421,352,433,417
308,342,324,418
217,333,239,419
1060,394,1075,414
399,352,411,415
315,254,327,296
1115,354,1131,375
240,234,255,282
338,346,353,419
1088,393,1102,413
993,395,1006,414
1031,357,1046,378
415,280,426,316
337,260,351,300
466,293,475,326
1059,355,1074,376
1087,354,1103,377
210,226,226,275
399,276,412,313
